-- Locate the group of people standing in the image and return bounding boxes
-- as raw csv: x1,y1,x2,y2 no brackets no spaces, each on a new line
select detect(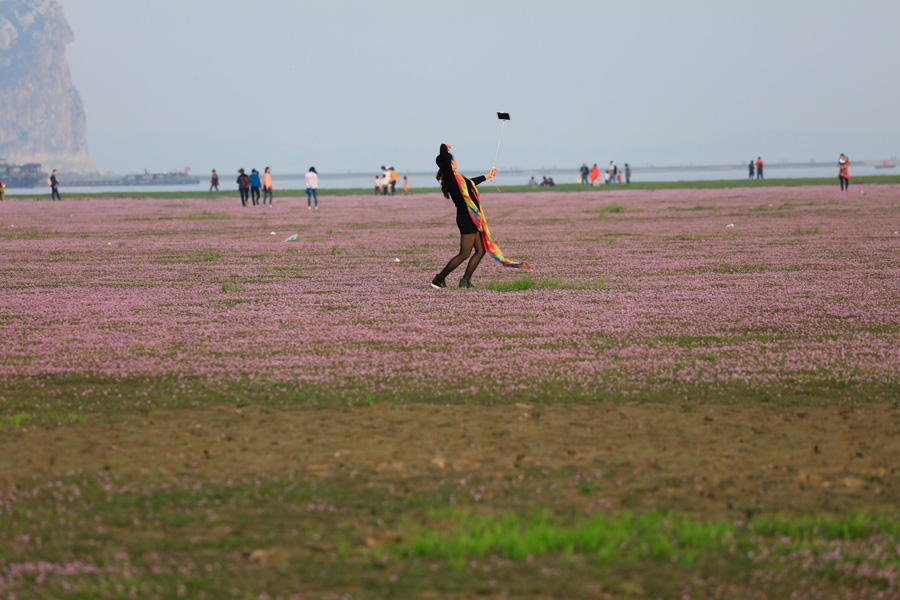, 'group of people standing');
580,161,631,185
211,167,320,208
376,166,407,195
232,168,274,207
748,157,765,179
